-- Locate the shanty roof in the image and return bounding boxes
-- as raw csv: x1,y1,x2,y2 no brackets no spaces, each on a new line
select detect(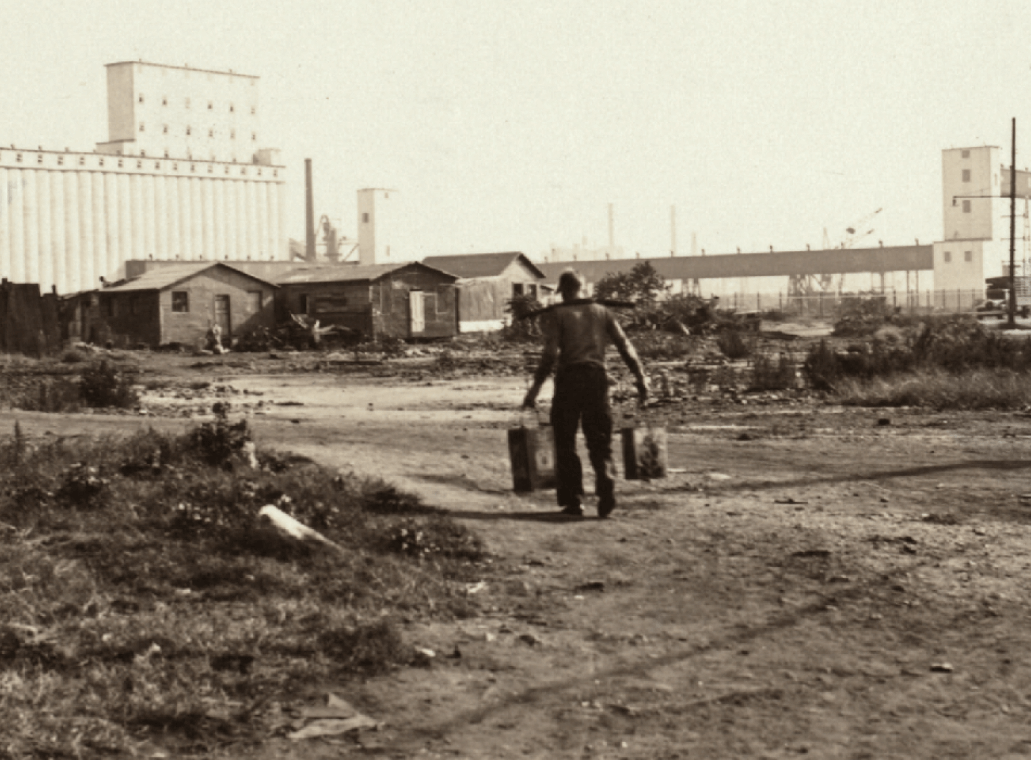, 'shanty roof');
102,262,279,292
422,252,545,280
275,261,457,285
